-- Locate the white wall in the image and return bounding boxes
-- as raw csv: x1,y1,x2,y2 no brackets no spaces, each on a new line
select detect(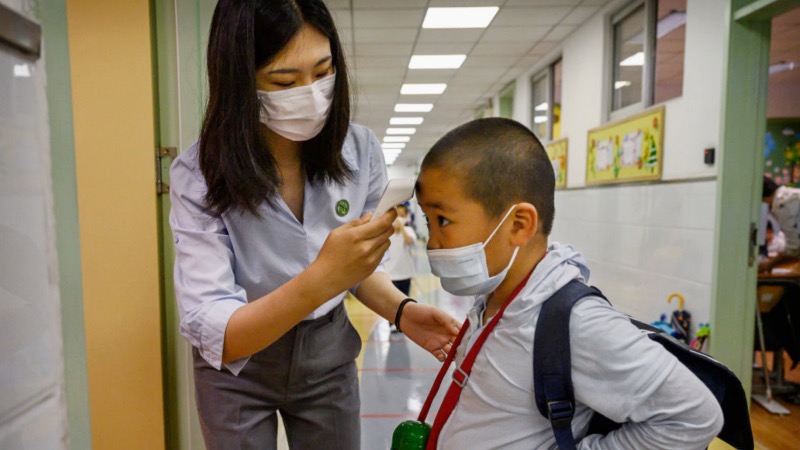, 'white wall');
502,0,728,329
552,180,717,328
551,0,724,186
387,163,418,179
